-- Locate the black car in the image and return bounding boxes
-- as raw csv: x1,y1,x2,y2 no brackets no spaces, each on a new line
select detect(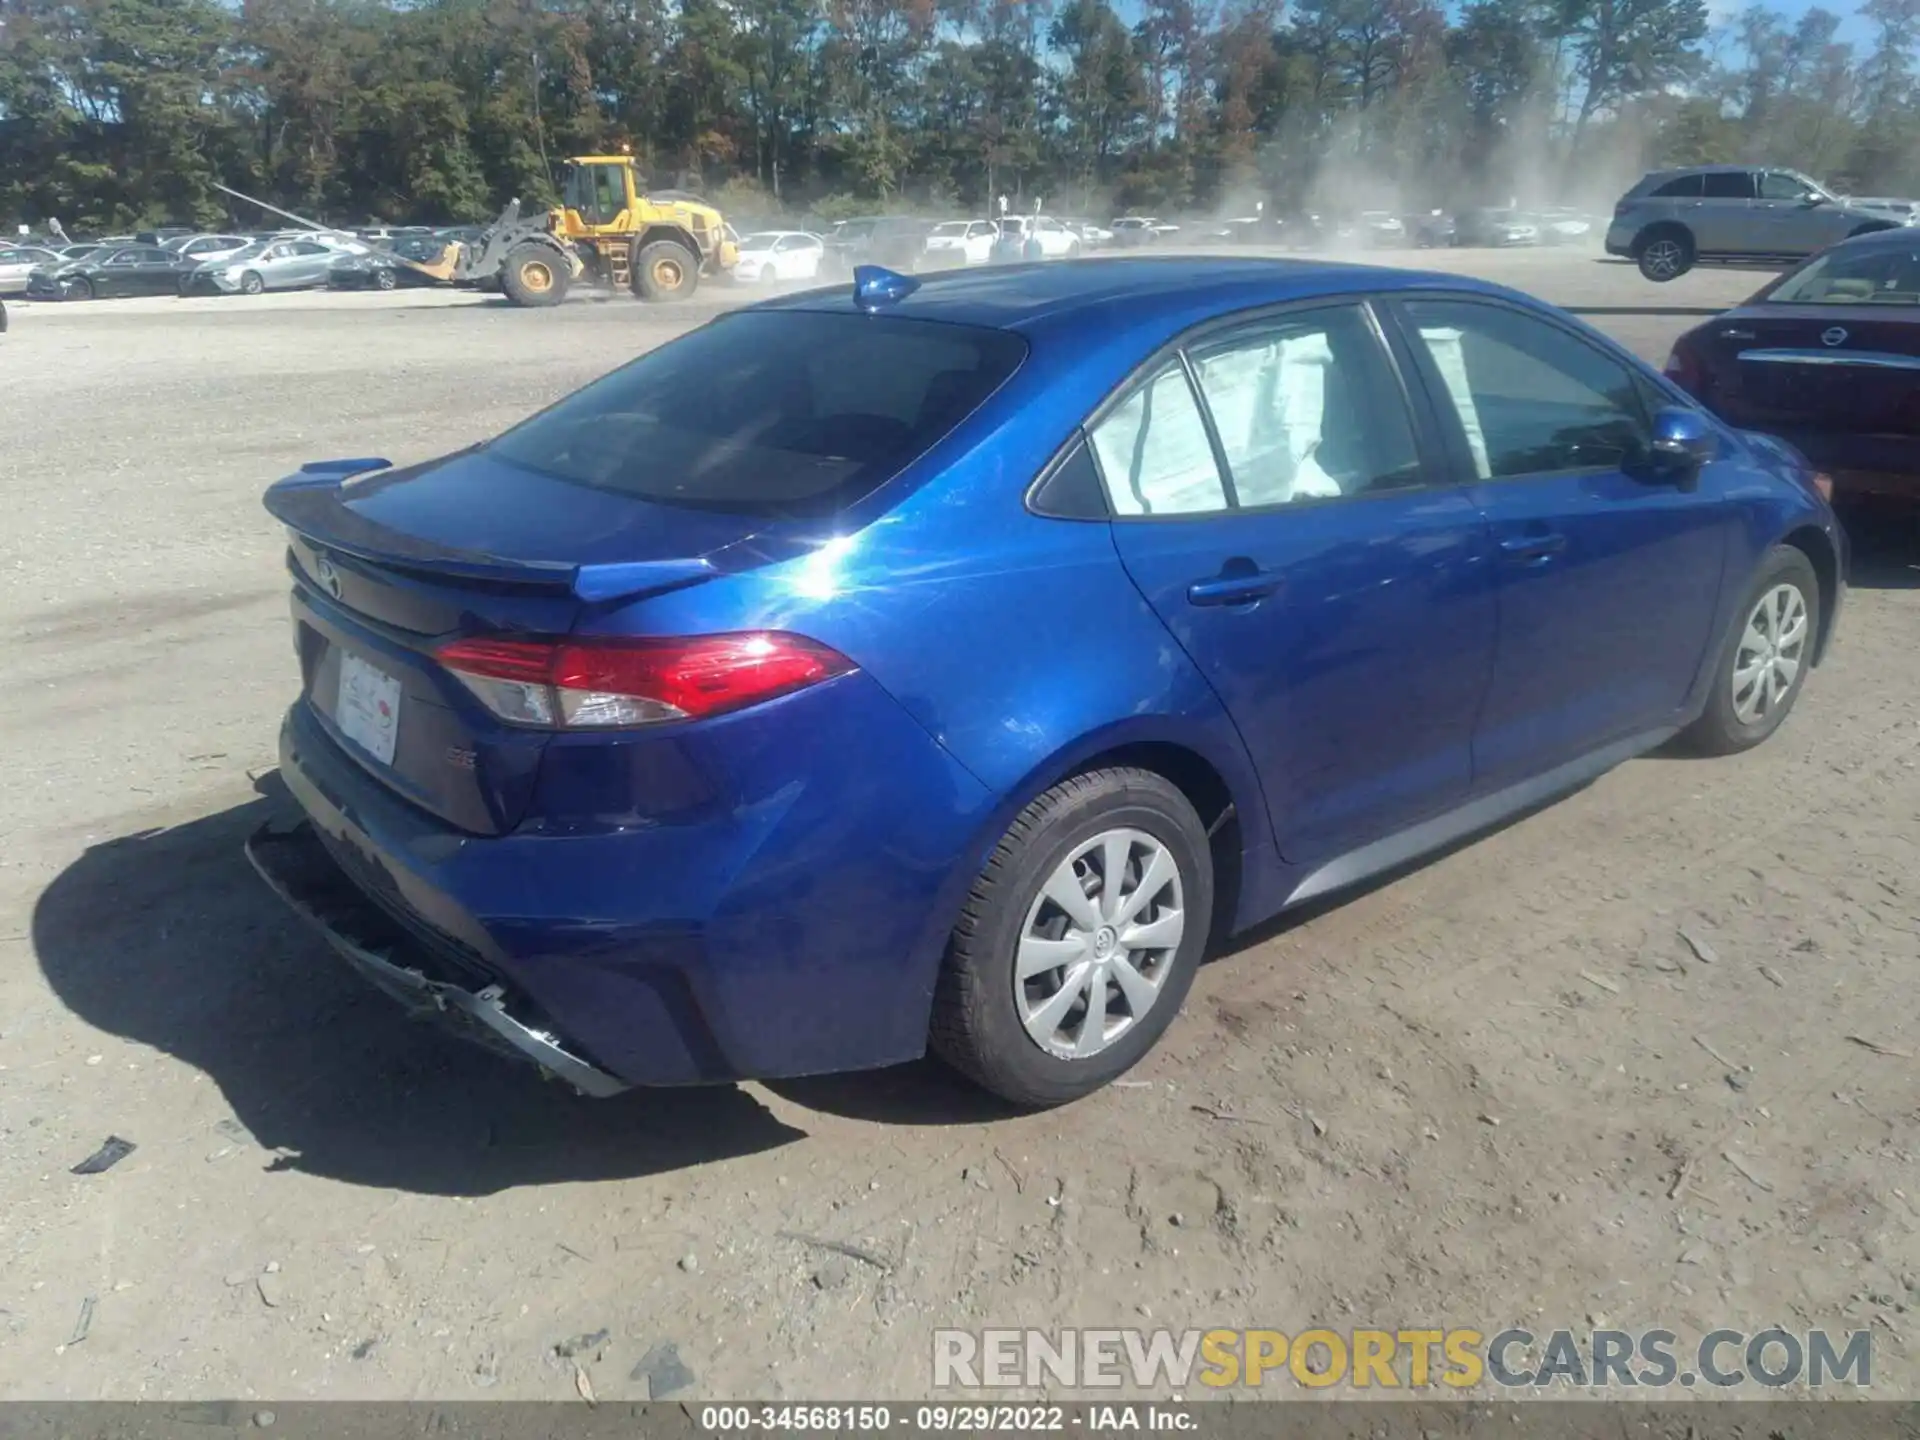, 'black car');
23,244,199,300
823,217,931,274
329,235,451,291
